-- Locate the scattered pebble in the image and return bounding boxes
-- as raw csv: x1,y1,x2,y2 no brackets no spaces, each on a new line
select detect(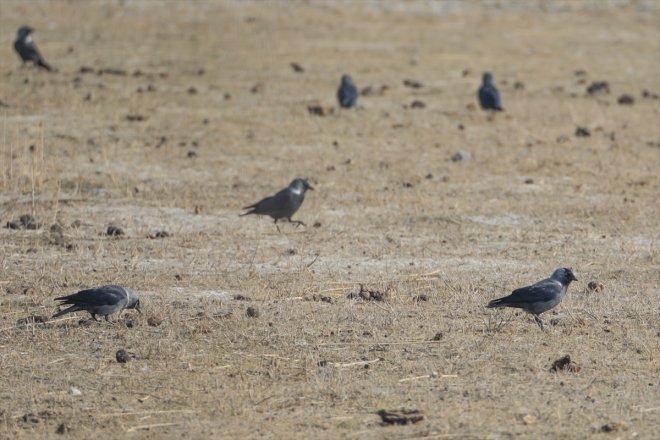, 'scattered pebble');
451,150,471,162
16,315,48,326
524,178,534,184
187,87,197,95
246,306,260,318
410,100,426,109
56,423,72,434
431,332,443,341
250,83,264,94
513,81,525,90
377,408,424,425
233,294,251,301
68,386,82,396
5,214,41,230
126,114,147,122
522,414,537,425
187,150,198,158
550,355,581,373
413,294,428,302
360,84,388,96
